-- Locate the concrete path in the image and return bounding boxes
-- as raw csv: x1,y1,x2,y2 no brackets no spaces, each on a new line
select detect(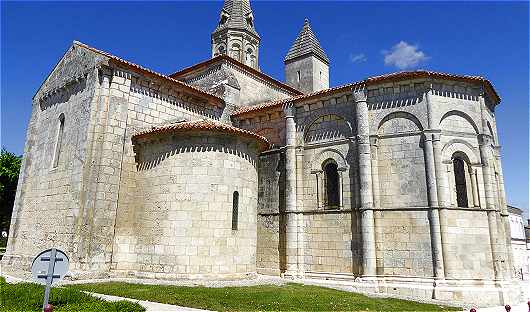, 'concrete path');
476,301,529,312
1,273,211,312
